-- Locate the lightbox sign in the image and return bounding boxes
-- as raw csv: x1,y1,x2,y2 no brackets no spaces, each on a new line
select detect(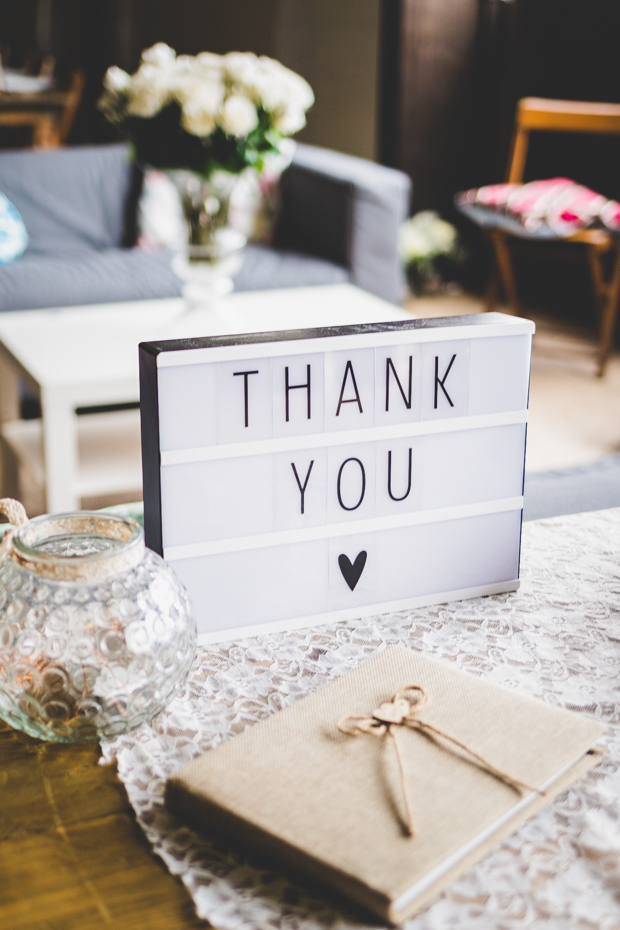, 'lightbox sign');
140,313,534,643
